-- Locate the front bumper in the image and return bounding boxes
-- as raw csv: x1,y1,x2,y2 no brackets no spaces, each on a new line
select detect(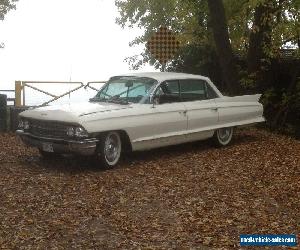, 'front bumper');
16,130,98,156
